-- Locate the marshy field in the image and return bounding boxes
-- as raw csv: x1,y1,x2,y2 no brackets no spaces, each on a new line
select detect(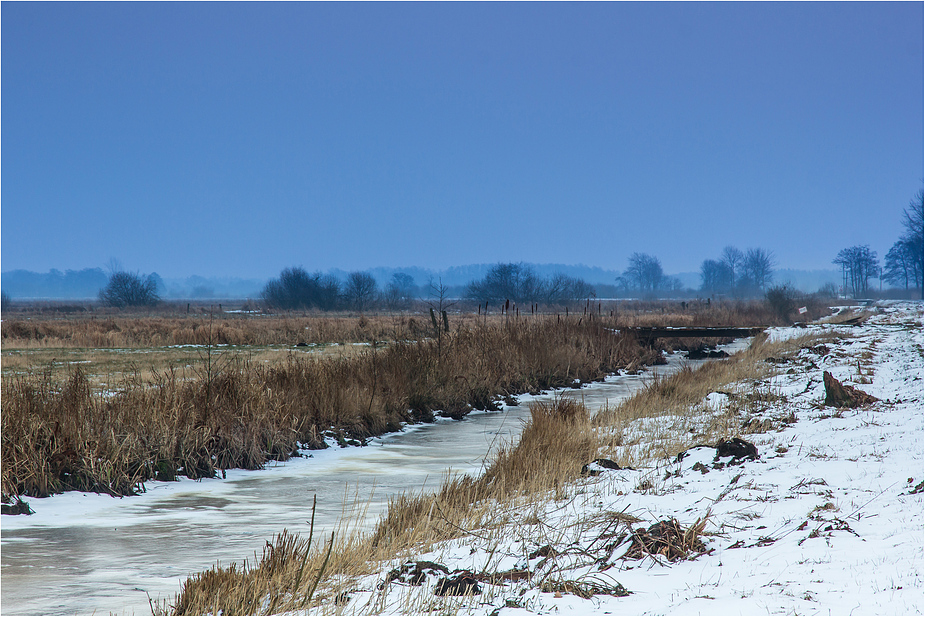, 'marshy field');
1,300,790,501
5,298,921,616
